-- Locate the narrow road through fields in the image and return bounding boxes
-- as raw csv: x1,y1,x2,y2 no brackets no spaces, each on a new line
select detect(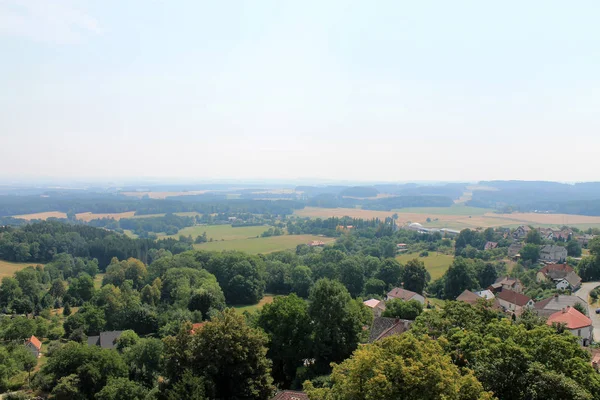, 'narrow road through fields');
575,282,600,342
